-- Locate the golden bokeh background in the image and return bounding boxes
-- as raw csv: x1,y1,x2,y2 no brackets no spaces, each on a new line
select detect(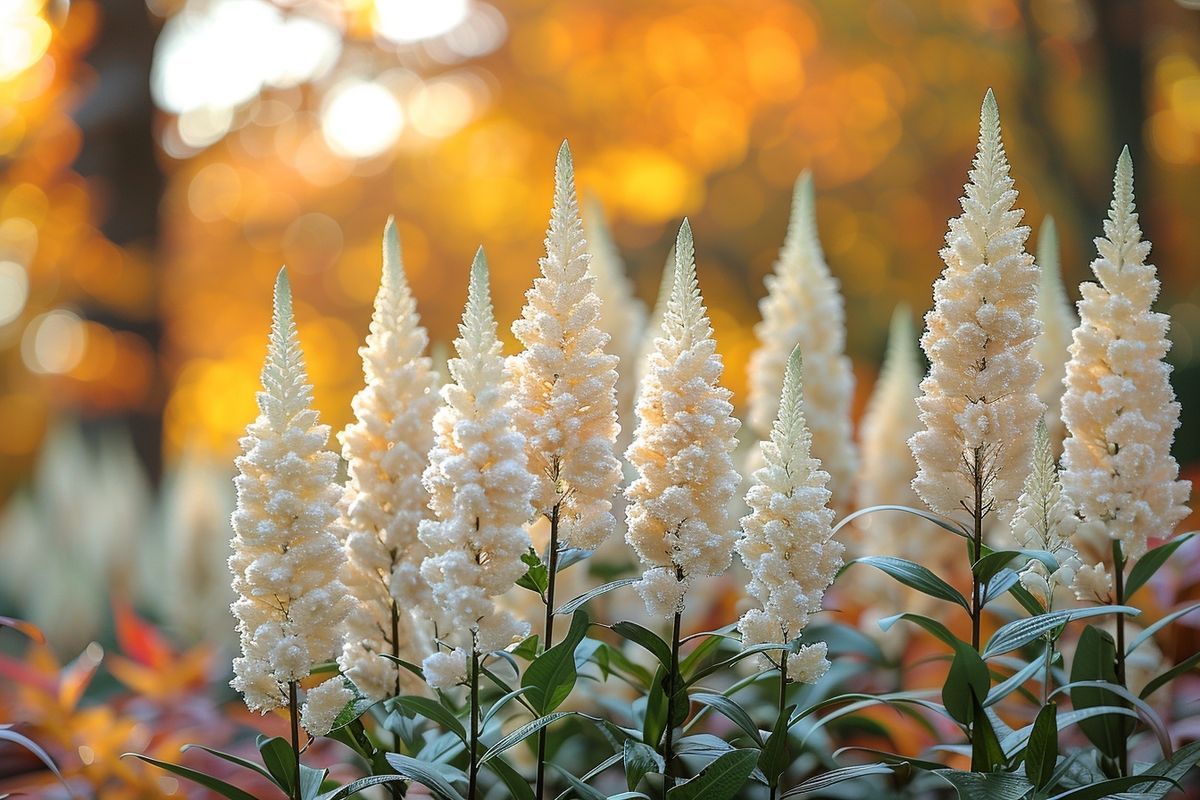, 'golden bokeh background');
1,0,1198,486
